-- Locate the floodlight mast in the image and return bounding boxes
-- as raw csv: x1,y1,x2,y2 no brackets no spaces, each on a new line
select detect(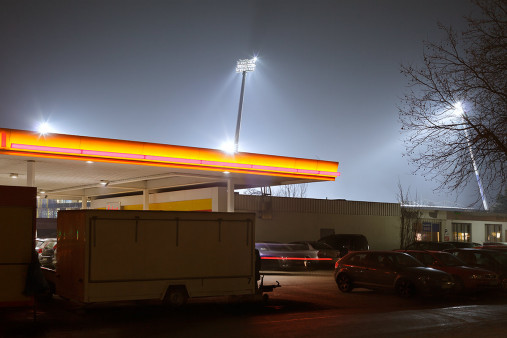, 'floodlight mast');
454,102,489,210
234,57,257,152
